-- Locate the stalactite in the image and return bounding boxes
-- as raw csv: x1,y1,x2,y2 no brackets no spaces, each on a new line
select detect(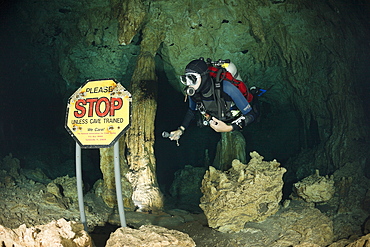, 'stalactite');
115,0,146,45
